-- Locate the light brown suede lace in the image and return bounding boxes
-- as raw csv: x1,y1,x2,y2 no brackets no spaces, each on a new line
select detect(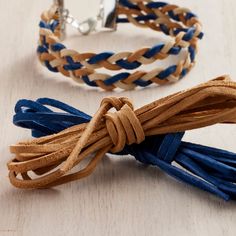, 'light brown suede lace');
8,76,236,189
